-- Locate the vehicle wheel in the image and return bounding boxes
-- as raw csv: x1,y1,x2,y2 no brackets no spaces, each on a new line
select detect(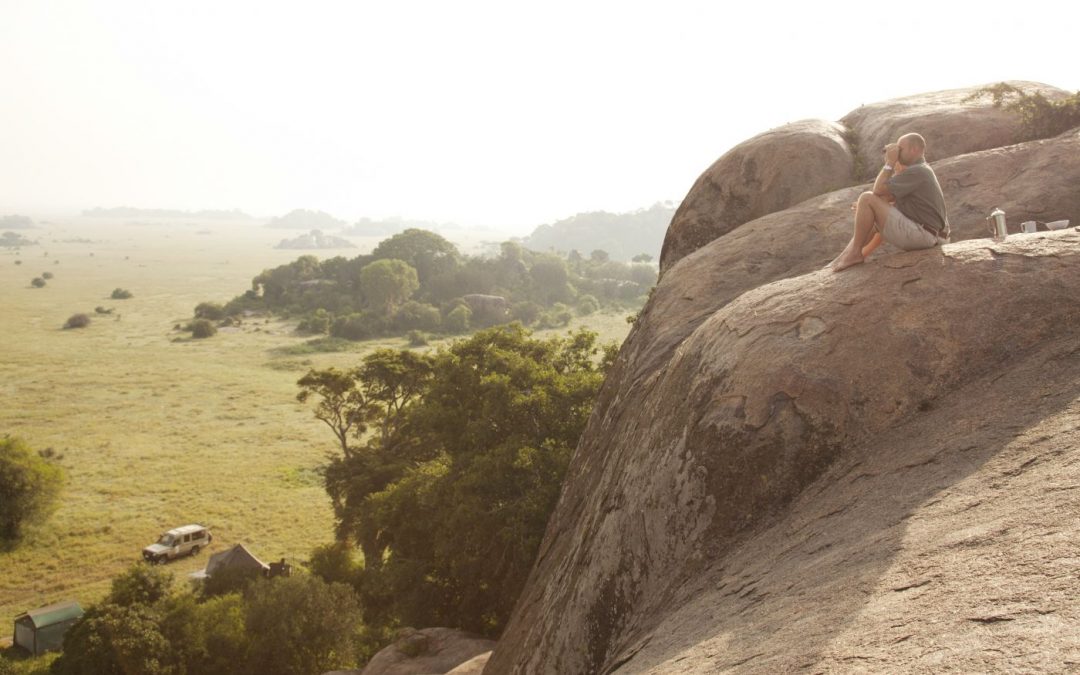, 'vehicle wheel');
191,545,200,556
156,554,167,565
